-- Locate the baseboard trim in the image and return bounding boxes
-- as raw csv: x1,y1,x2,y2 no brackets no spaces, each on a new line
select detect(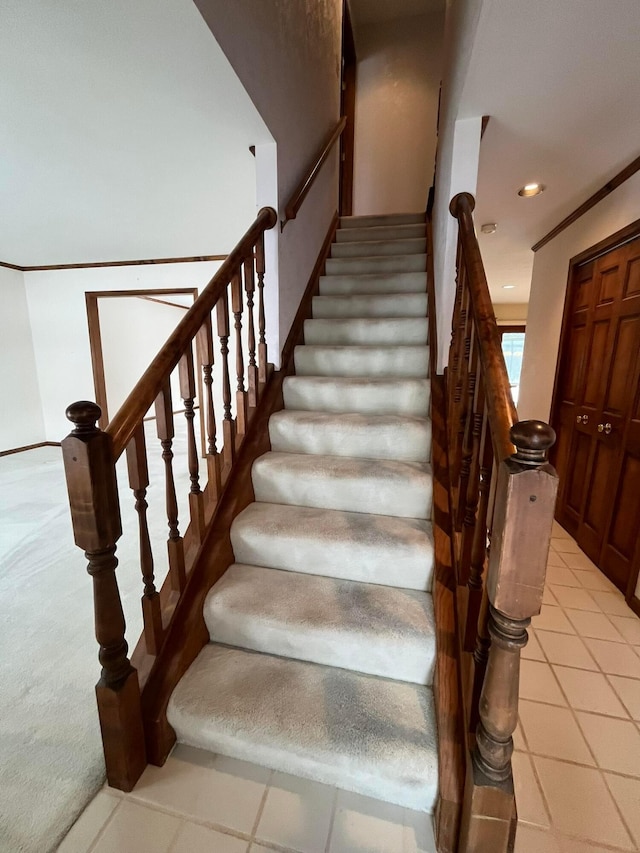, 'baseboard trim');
0,441,61,458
